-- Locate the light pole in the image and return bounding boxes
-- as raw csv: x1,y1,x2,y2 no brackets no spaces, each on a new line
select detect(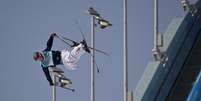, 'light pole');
50,67,64,101
123,0,128,101
87,7,98,101
52,74,56,101
152,0,161,61
91,16,96,101
87,7,96,101
87,7,112,101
